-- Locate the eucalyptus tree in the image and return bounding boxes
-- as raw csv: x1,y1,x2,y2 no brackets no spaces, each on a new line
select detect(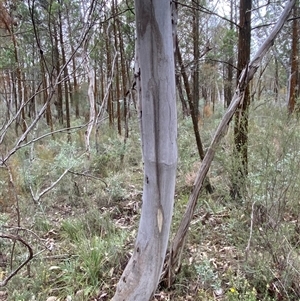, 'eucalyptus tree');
112,0,177,299
231,0,252,200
